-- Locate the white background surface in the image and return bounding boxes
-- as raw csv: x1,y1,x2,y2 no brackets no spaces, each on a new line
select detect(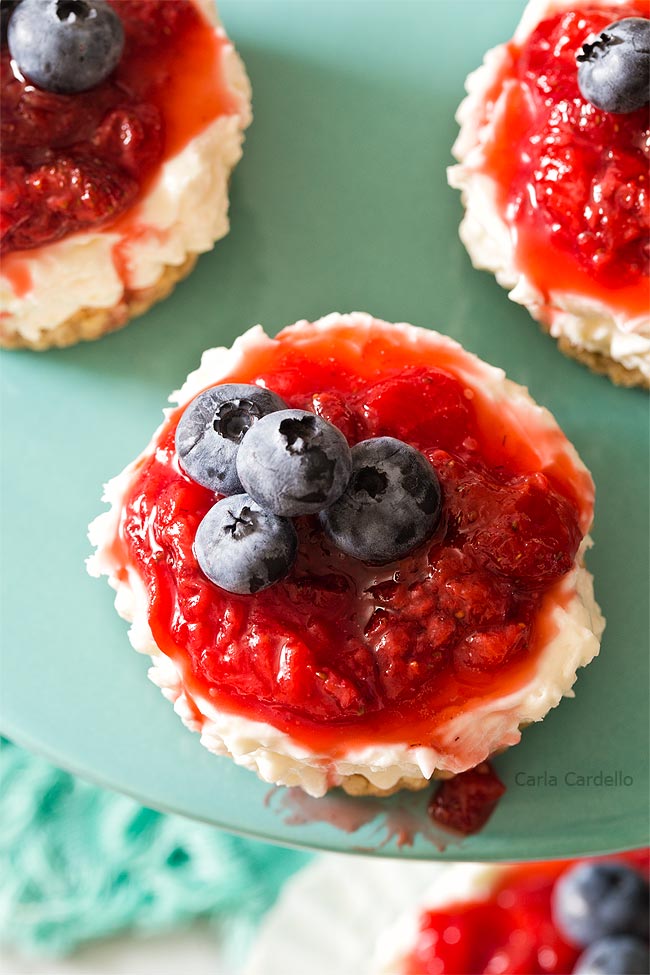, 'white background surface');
0,923,230,975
